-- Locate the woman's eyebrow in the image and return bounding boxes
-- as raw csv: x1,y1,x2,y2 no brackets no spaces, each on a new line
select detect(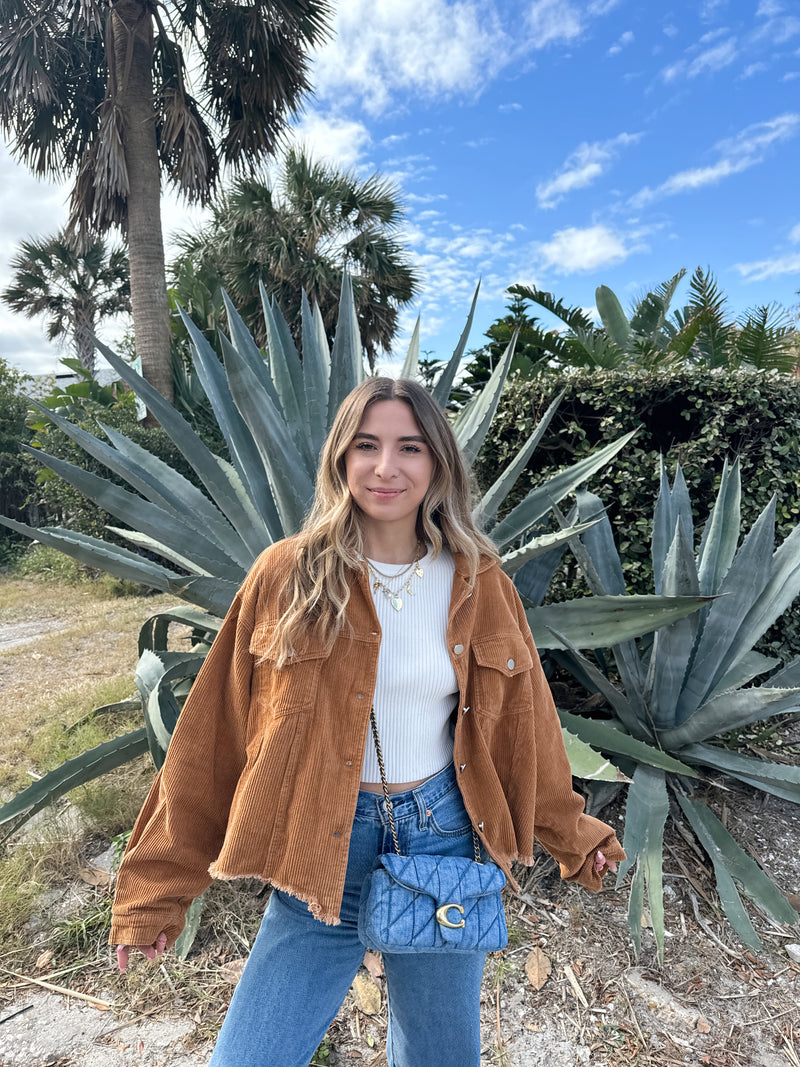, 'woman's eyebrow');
352,432,427,443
